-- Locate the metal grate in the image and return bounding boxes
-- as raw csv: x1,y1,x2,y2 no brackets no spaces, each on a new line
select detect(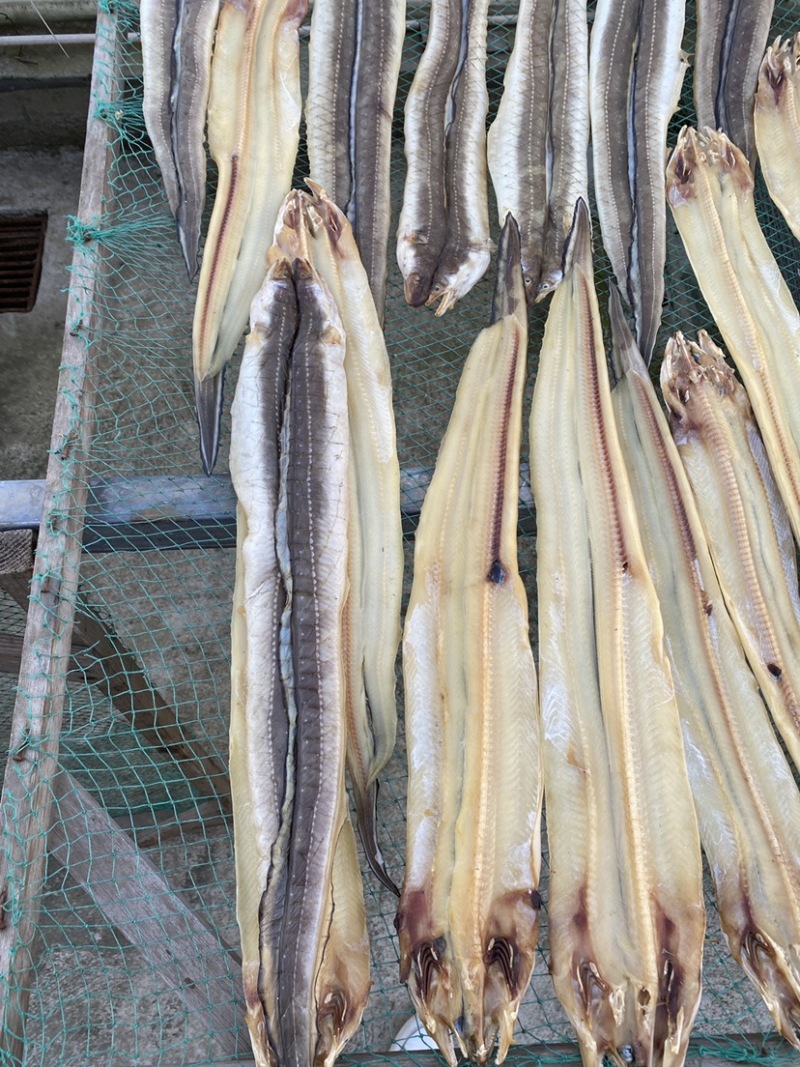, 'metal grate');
0,213,47,314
